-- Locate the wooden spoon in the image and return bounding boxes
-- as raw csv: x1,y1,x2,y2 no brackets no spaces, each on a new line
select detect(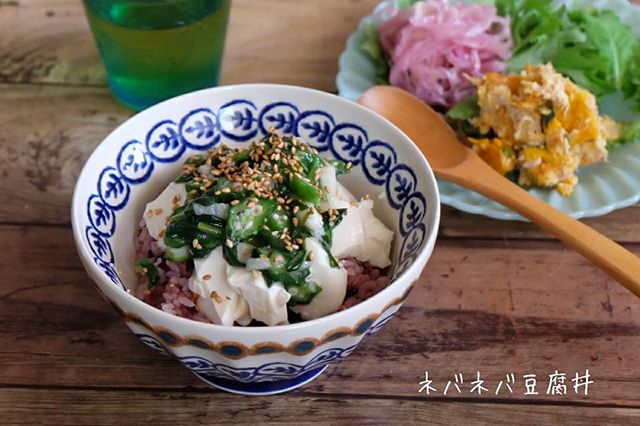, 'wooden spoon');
358,85,640,297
